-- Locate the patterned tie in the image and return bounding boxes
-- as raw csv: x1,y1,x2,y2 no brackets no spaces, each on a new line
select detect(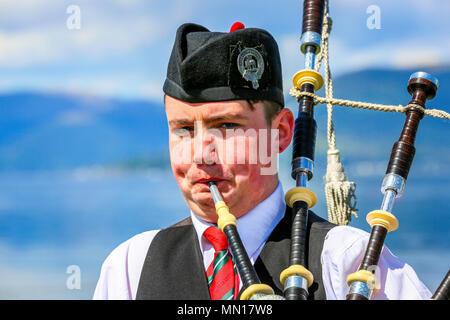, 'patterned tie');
204,226,240,300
